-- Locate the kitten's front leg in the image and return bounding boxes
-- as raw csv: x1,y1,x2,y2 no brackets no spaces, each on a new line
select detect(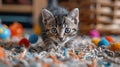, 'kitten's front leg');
43,39,56,52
